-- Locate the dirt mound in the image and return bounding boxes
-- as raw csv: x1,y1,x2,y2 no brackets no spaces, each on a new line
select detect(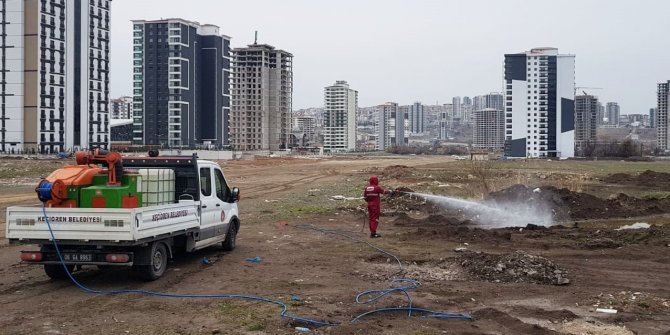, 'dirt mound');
603,170,670,188
458,251,570,285
487,185,670,220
